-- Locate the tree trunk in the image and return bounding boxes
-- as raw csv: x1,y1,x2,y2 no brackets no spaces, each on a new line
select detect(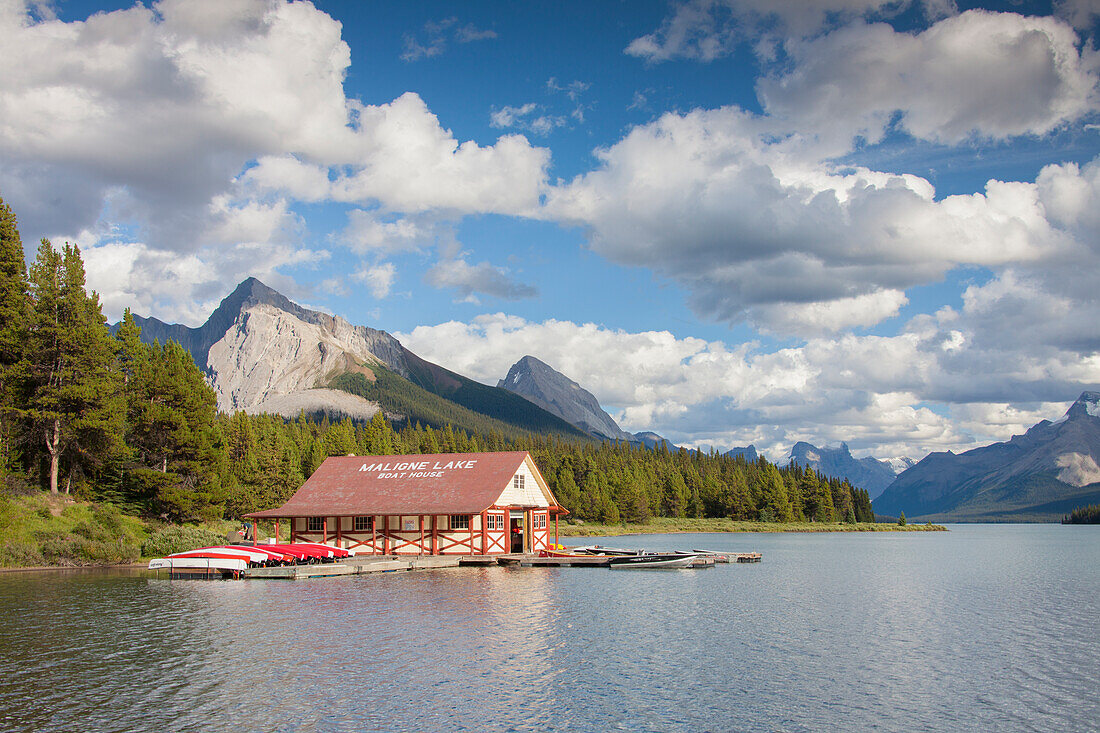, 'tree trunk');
47,417,60,494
